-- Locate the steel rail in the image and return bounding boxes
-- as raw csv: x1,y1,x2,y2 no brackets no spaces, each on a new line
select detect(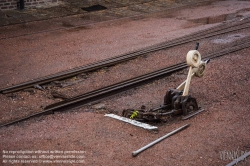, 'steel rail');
43,38,250,112
1,39,250,127
142,17,250,50
2,19,250,94
1,18,250,94
151,17,250,49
